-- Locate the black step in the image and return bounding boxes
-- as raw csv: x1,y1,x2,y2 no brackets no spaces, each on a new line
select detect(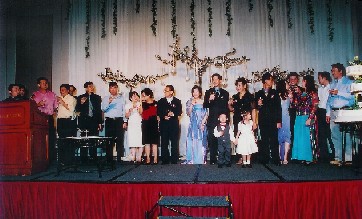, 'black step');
158,196,230,207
